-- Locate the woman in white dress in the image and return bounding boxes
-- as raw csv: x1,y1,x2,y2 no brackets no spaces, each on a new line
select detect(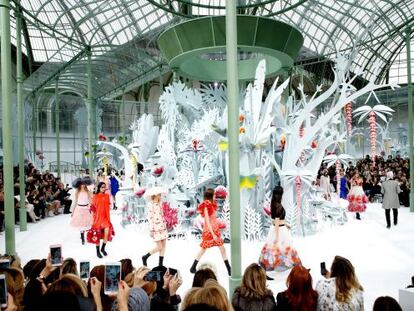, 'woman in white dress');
70,177,93,245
